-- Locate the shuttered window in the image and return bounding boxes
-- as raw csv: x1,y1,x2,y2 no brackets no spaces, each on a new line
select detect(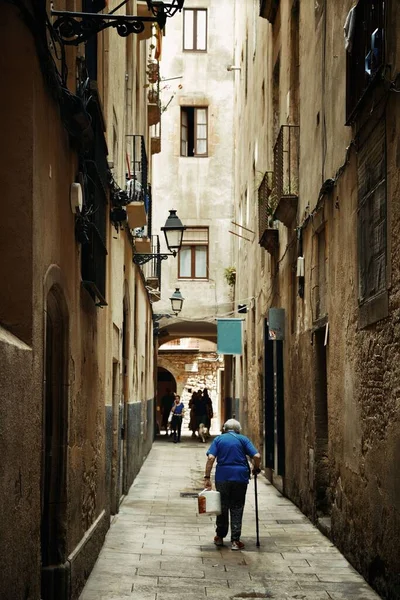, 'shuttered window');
178,228,209,279
358,118,386,304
